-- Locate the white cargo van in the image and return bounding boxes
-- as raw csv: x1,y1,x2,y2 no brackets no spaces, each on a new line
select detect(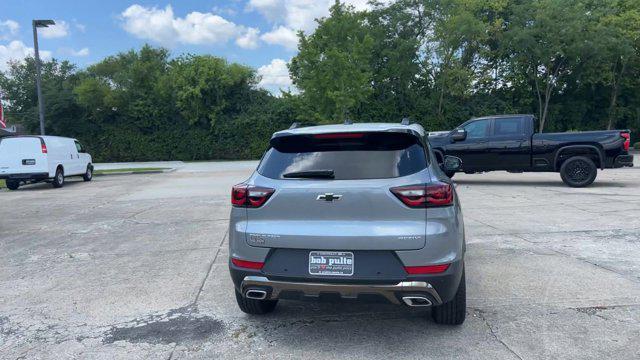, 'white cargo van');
0,136,93,190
